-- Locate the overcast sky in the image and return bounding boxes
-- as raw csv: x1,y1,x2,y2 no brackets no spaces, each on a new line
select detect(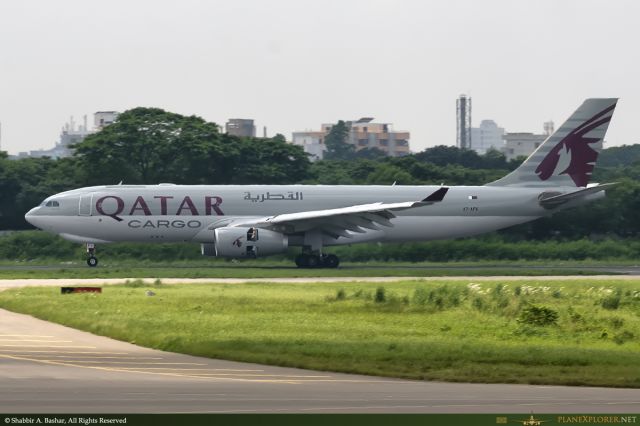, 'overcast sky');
0,0,638,154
